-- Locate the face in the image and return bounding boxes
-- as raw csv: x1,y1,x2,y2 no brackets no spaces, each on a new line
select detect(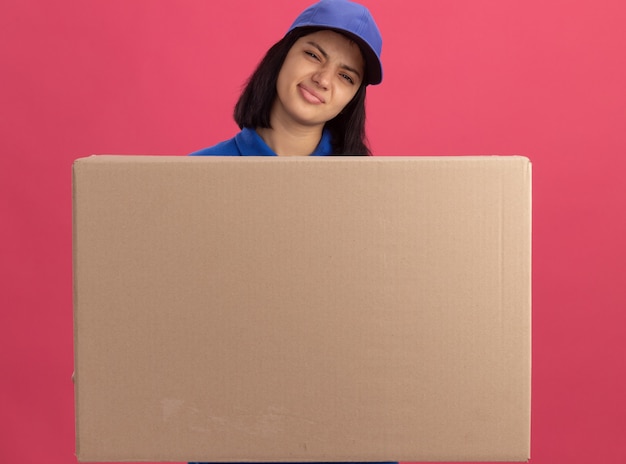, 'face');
272,30,365,129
